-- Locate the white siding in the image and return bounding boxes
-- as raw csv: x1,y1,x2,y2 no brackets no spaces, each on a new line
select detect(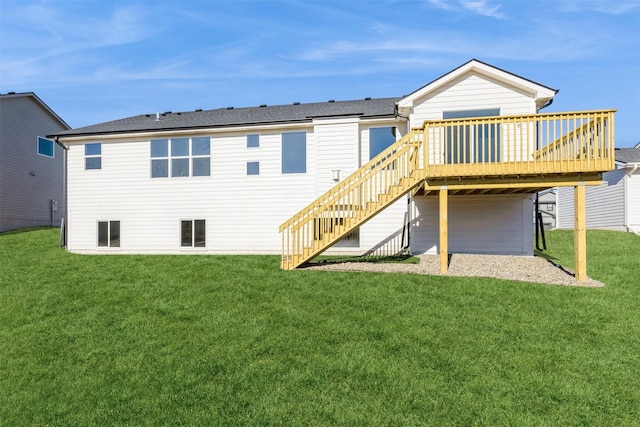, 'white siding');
627,171,640,230
67,127,317,254
409,73,536,127
66,120,413,256
315,119,359,195
411,195,534,256
557,168,627,230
